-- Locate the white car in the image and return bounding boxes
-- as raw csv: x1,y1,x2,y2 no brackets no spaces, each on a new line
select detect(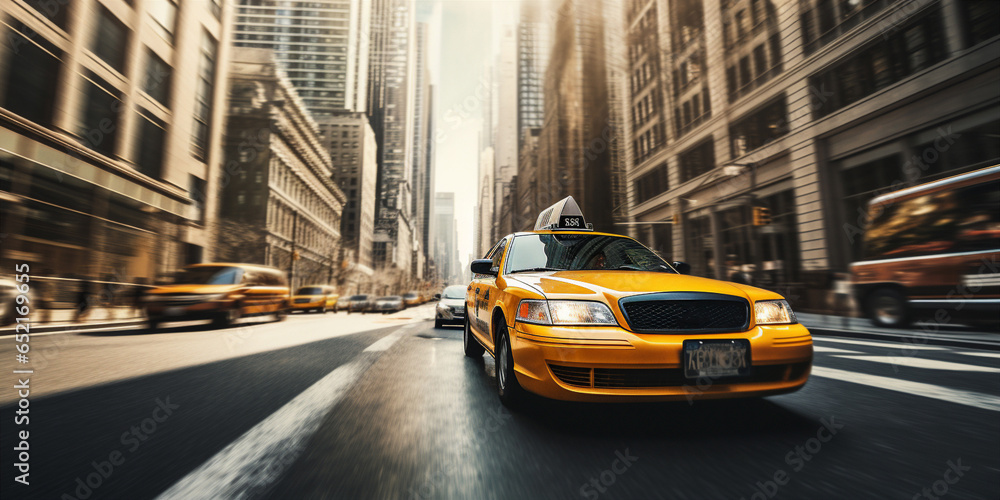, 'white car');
435,285,467,328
